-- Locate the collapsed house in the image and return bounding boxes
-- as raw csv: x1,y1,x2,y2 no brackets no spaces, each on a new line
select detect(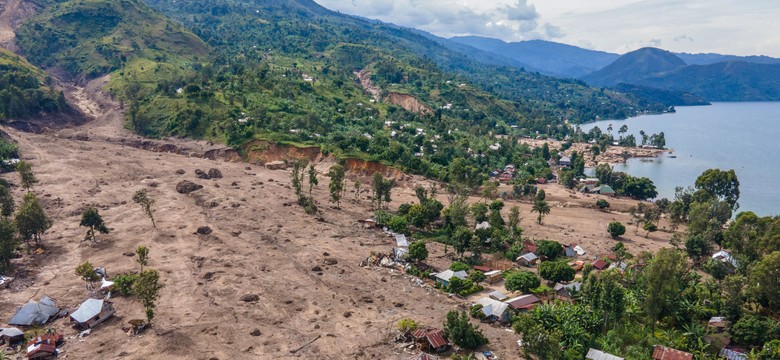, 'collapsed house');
8,296,61,327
